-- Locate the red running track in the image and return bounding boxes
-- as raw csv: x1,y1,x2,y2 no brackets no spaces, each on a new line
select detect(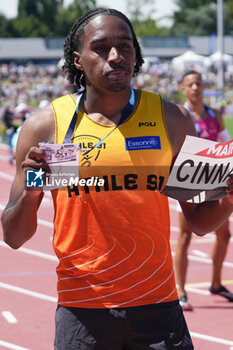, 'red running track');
0,143,233,350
